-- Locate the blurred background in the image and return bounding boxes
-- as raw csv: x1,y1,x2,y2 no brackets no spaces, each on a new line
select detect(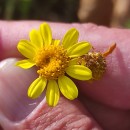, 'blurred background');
0,0,130,28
